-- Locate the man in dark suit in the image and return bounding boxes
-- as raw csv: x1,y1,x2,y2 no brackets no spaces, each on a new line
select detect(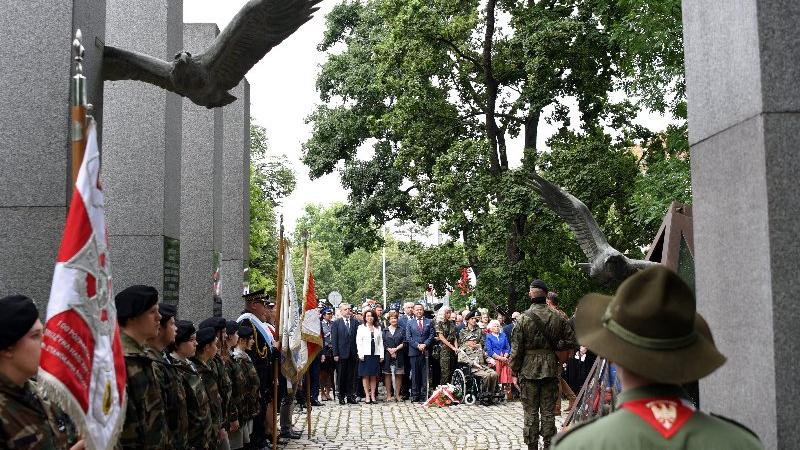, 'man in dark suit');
405,303,434,402
397,301,416,400
331,302,359,405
